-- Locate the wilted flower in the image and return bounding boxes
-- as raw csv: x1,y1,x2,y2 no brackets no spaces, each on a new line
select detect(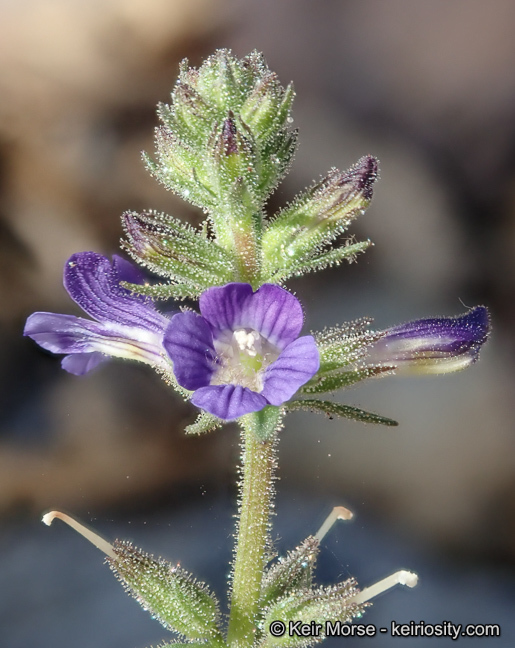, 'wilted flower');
24,252,171,375
368,306,490,374
164,282,320,420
